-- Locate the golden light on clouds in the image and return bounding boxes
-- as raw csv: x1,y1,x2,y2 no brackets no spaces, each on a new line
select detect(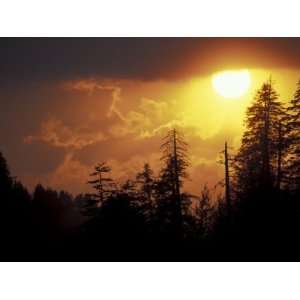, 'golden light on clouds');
212,69,251,99
18,67,300,195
